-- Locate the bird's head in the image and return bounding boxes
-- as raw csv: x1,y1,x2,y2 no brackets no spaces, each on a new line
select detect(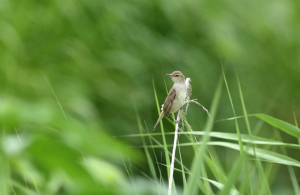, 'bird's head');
166,71,185,83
